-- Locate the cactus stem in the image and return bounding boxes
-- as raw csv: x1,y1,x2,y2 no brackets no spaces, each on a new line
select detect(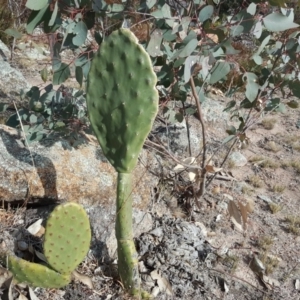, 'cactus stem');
116,173,140,294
